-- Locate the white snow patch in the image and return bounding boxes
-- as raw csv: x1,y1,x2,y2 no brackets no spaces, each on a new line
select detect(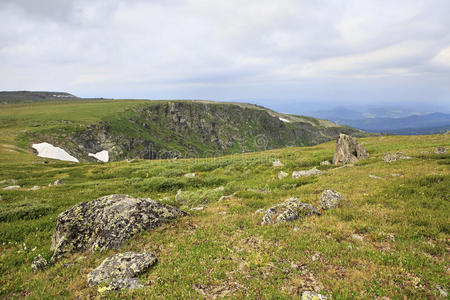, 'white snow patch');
88,150,109,162
32,142,79,162
279,117,291,123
